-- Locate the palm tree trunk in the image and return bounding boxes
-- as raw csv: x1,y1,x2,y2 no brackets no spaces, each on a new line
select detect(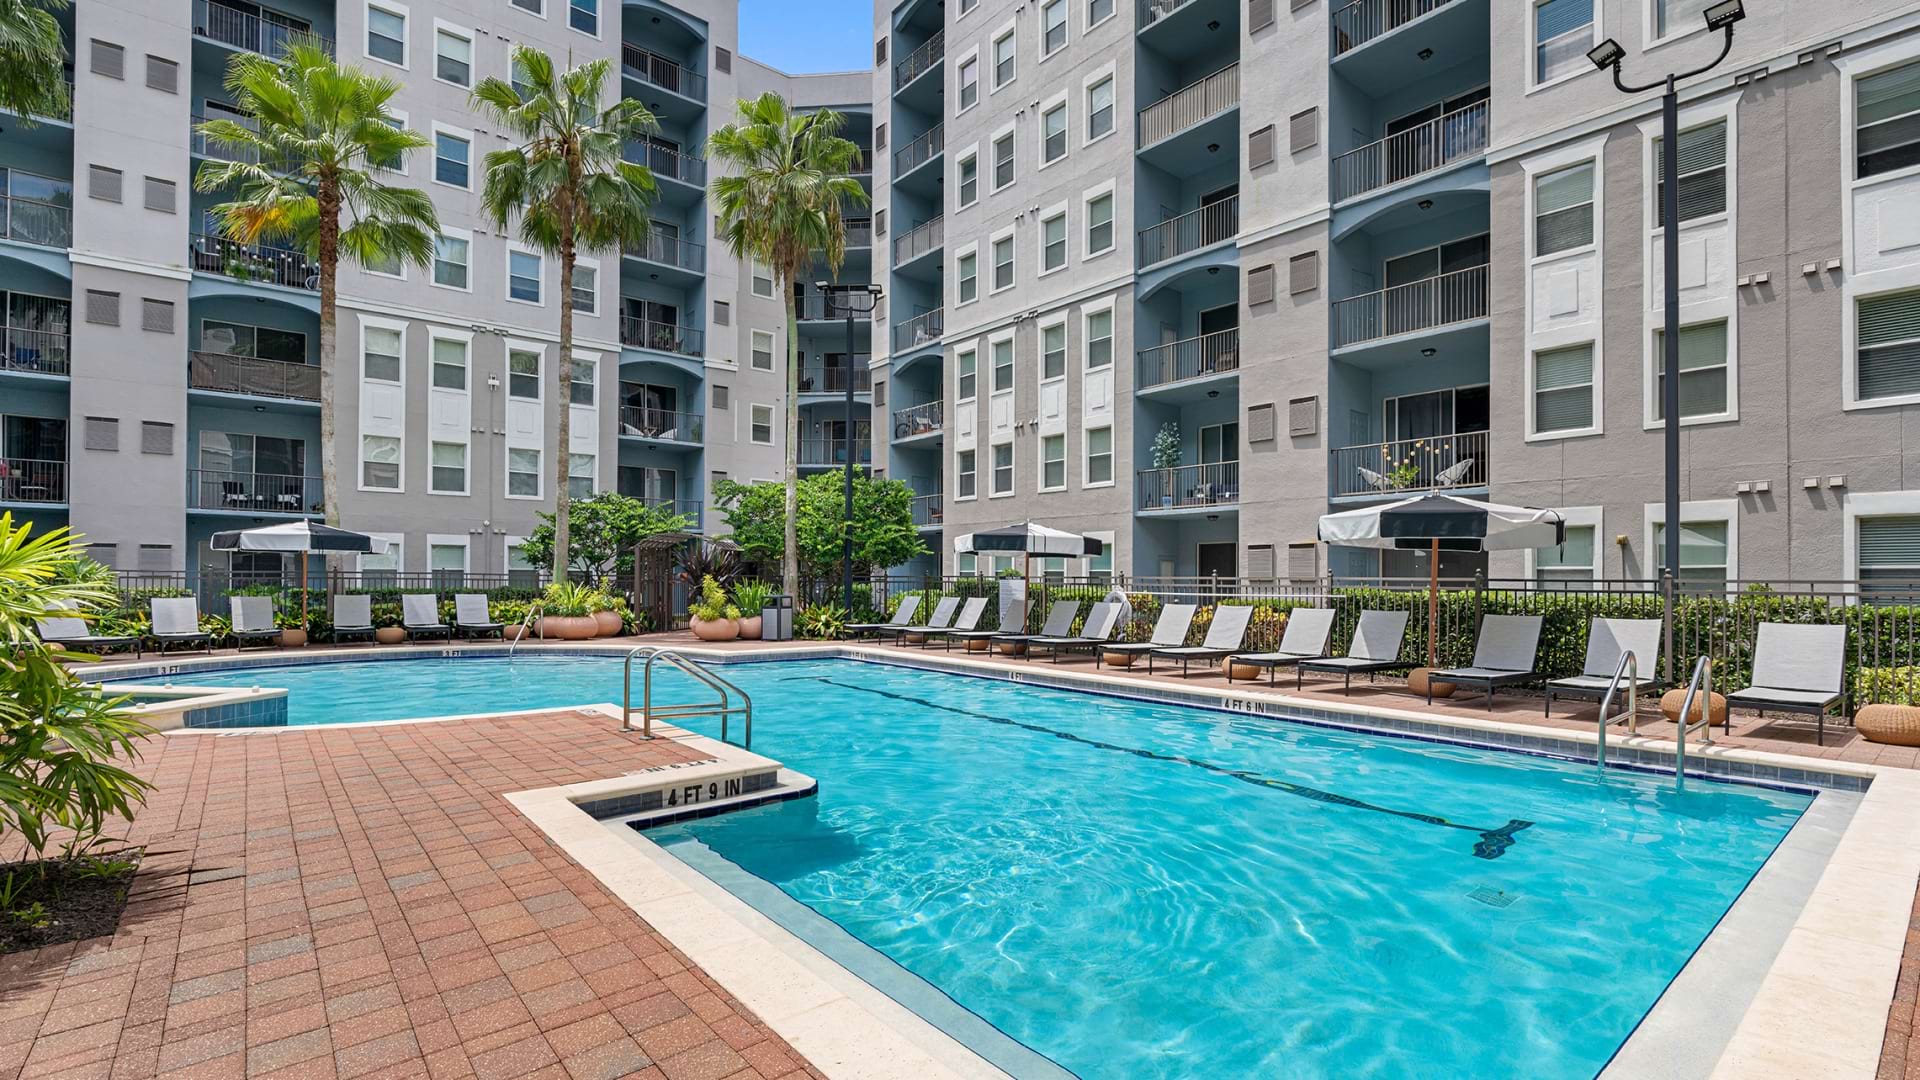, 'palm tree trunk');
316,180,341,533
782,286,801,602
554,231,575,584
